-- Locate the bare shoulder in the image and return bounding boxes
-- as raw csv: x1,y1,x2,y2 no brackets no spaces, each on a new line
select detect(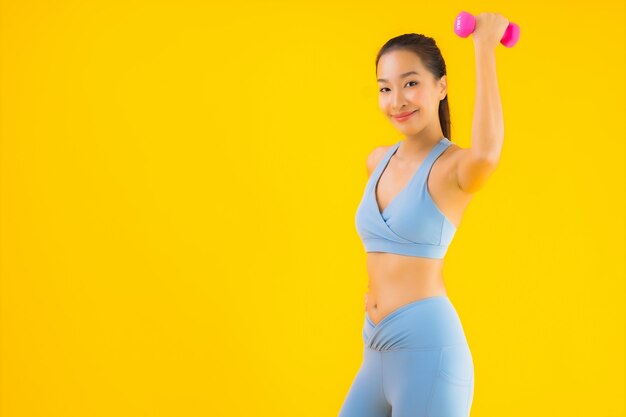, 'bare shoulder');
439,142,473,193
440,142,493,196
442,142,465,165
366,145,392,178
446,141,500,194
